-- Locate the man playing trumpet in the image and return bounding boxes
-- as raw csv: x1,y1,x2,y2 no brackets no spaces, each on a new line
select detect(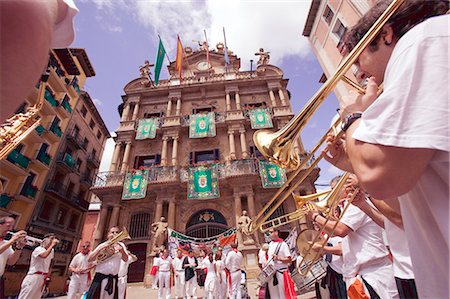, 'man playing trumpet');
85,226,128,299
0,216,27,297
18,233,59,299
